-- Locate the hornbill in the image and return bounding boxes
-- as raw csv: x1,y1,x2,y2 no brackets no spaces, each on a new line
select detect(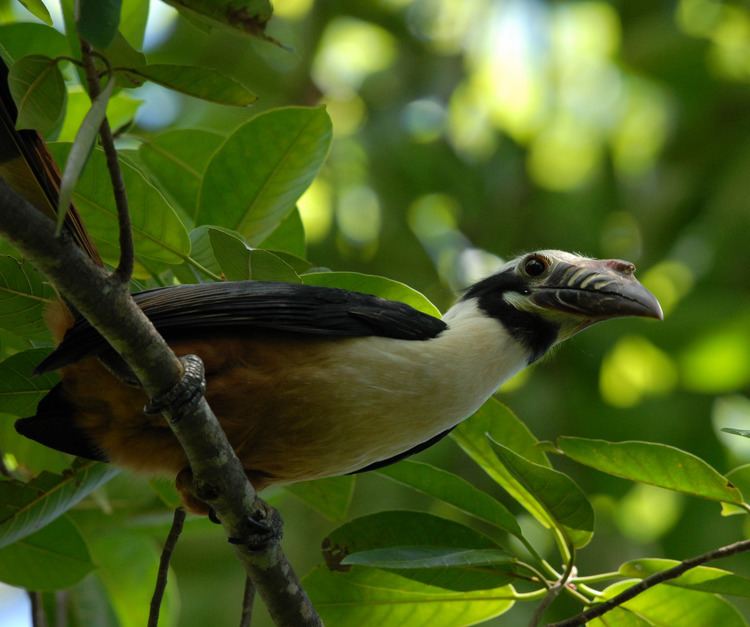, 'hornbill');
1,61,662,512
